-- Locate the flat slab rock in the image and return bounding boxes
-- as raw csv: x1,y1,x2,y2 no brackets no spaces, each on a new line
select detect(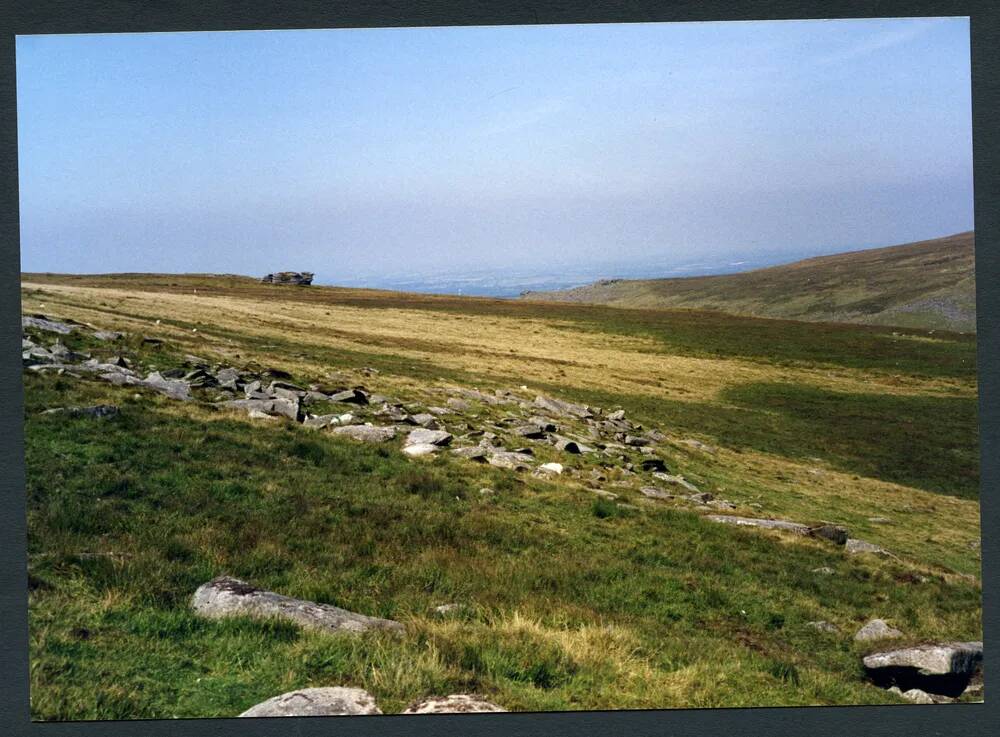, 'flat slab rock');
239,687,382,717
402,694,506,714
22,315,76,334
863,642,983,676
405,428,453,447
192,576,404,635
706,515,811,535
864,642,983,698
